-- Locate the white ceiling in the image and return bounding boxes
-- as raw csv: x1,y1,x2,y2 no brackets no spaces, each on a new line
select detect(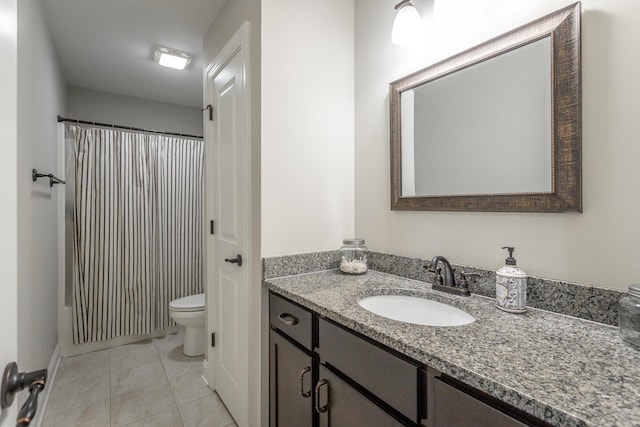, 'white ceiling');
41,0,226,108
